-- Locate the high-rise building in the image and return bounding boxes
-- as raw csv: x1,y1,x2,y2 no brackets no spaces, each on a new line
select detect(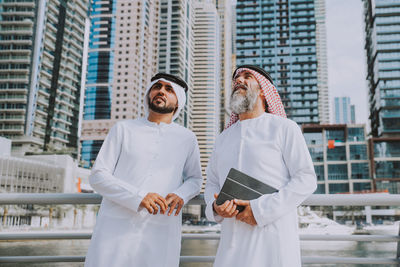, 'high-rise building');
215,0,232,131
334,97,356,124
363,0,400,137
370,137,400,193
351,105,356,125
158,0,195,129
193,1,221,188
0,0,90,157
235,0,329,125
80,0,160,167
303,124,372,194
